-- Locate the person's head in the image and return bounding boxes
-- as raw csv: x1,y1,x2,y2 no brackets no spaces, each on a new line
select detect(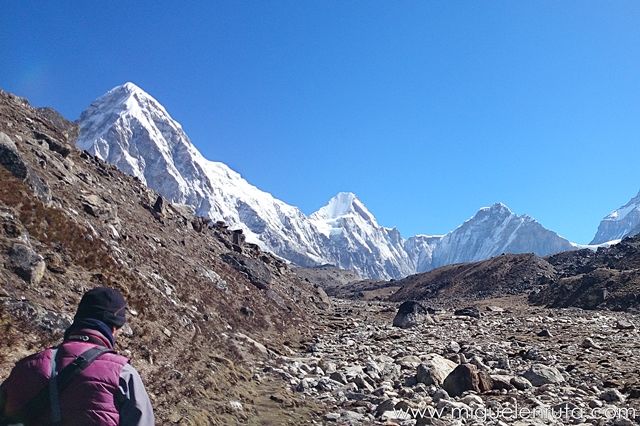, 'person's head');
74,286,127,334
